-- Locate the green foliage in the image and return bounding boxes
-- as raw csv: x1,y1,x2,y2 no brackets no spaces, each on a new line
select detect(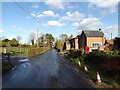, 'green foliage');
2,38,10,42
69,50,82,58
10,51,28,55
2,38,19,47
106,51,120,55
67,49,120,86
2,38,10,47
74,58,80,64
38,34,46,47
45,33,54,48
20,44,30,47
28,47,50,56
3,47,29,55
9,38,19,47
29,33,35,45
85,50,110,64
31,39,34,45
55,39,64,49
